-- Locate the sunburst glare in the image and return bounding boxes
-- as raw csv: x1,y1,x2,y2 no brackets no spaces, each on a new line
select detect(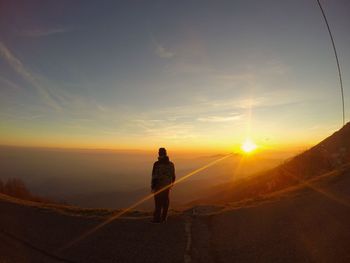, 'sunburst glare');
241,138,257,154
